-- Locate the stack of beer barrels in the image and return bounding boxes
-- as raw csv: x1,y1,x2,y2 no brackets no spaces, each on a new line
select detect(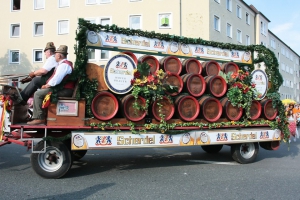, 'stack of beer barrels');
91,53,277,123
